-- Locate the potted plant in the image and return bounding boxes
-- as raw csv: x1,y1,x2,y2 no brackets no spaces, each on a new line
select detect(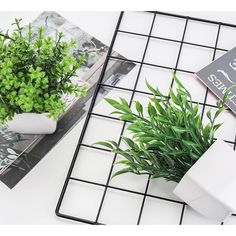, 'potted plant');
0,19,87,134
95,73,236,222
